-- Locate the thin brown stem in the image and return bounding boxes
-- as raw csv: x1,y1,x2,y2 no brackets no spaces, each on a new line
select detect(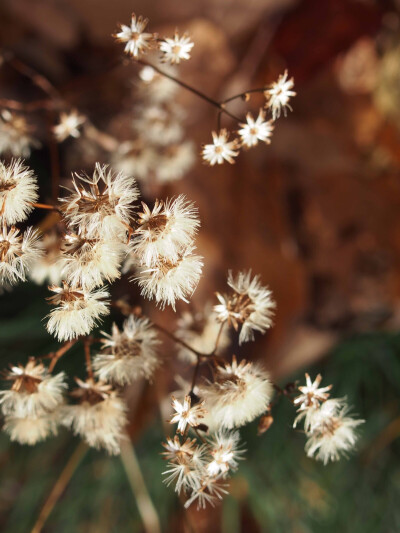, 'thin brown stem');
0,98,55,113
30,202,58,211
152,322,204,359
31,441,87,533
137,59,242,123
83,338,94,379
120,439,161,533
48,340,77,372
190,356,201,393
221,87,267,105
